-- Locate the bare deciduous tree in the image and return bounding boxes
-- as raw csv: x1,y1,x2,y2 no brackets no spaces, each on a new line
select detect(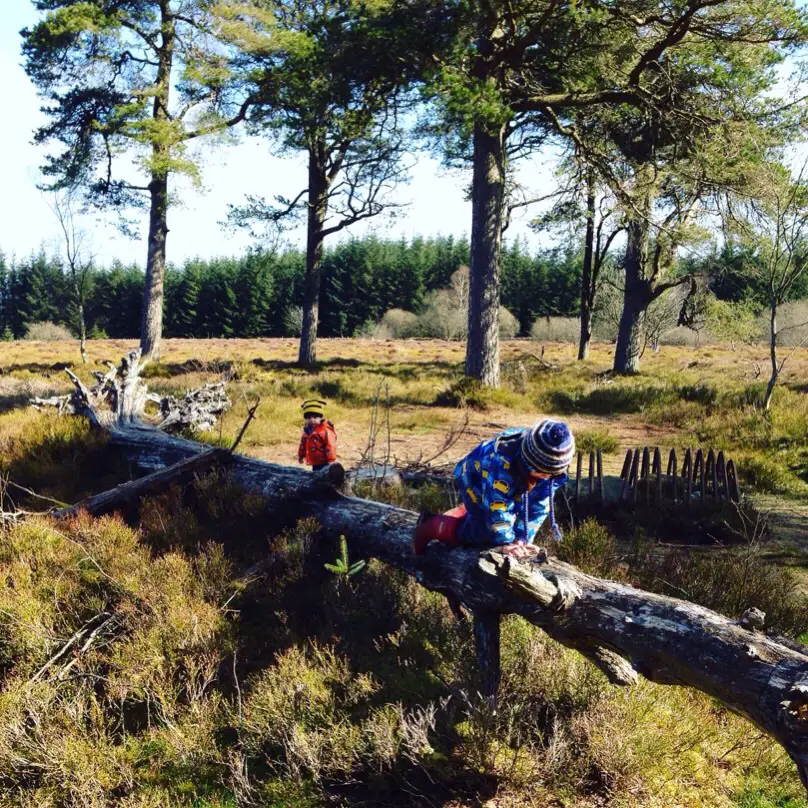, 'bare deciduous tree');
46,189,94,363
727,160,808,410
